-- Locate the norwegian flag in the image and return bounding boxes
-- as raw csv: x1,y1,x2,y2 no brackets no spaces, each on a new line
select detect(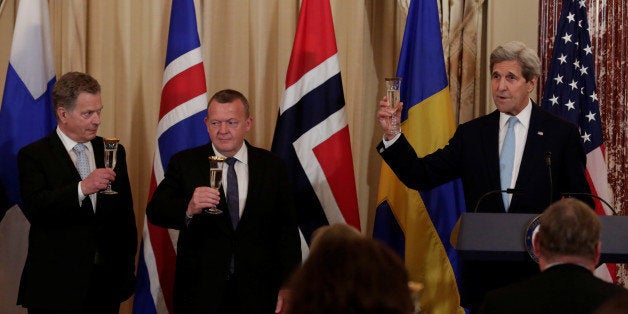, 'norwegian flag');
541,0,616,283
271,0,360,252
133,0,209,312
